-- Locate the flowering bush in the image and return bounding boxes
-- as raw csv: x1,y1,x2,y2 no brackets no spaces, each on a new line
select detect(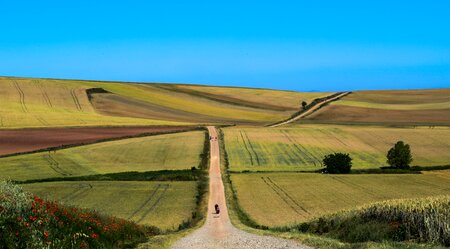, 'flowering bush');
0,181,157,248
